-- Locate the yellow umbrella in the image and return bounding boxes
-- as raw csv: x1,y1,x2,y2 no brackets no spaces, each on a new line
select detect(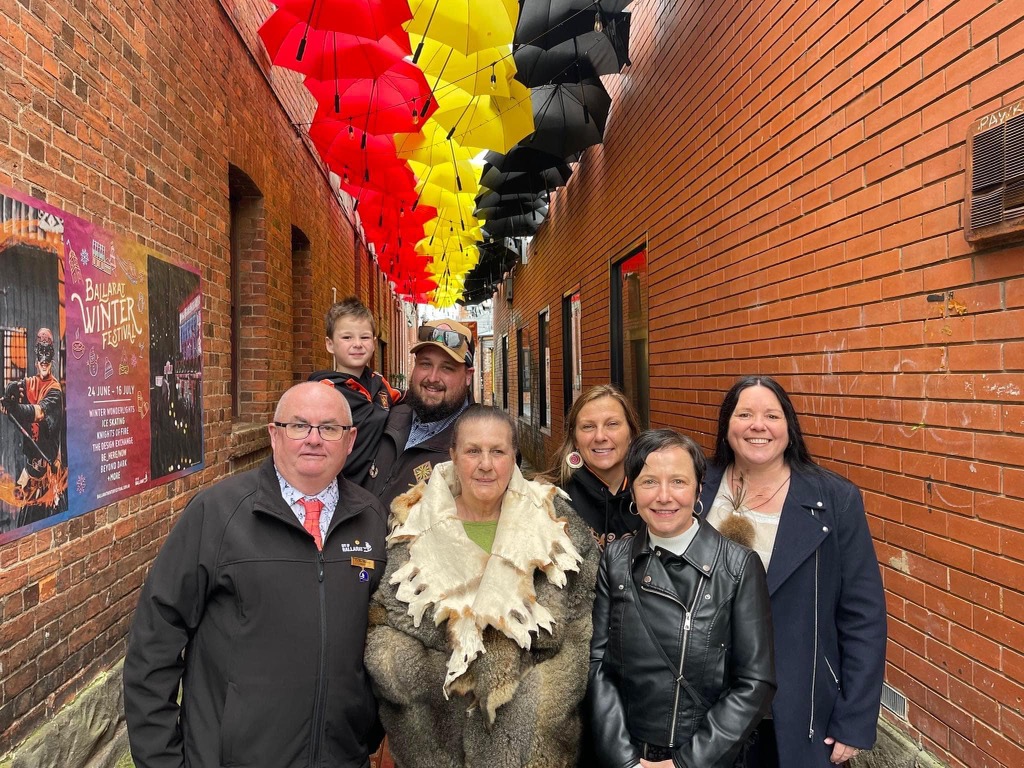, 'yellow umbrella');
406,0,518,59
415,38,517,98
430,80,534,154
